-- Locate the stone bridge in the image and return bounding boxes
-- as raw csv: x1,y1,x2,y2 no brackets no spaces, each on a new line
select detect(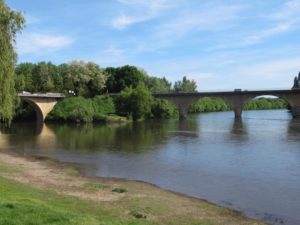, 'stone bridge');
18,93,65,123
154,89,300,119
